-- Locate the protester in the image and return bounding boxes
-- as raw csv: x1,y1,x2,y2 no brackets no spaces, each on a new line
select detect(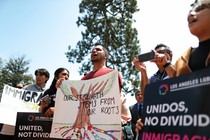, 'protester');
82,43,132,139
39,67,69,117
133,43,173,95
129,90,143,139
23,68,50,92
132,44,172,139
155,0,210,77
56,43,132,140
